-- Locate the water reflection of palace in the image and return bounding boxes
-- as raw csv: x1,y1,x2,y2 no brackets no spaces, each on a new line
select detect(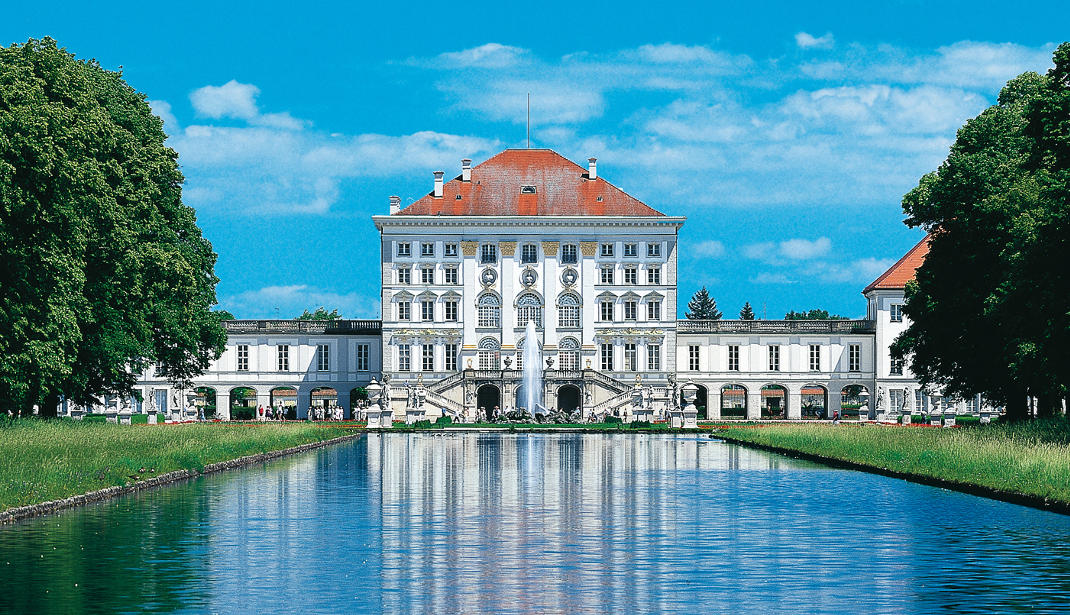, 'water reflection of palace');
365,433,803,613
